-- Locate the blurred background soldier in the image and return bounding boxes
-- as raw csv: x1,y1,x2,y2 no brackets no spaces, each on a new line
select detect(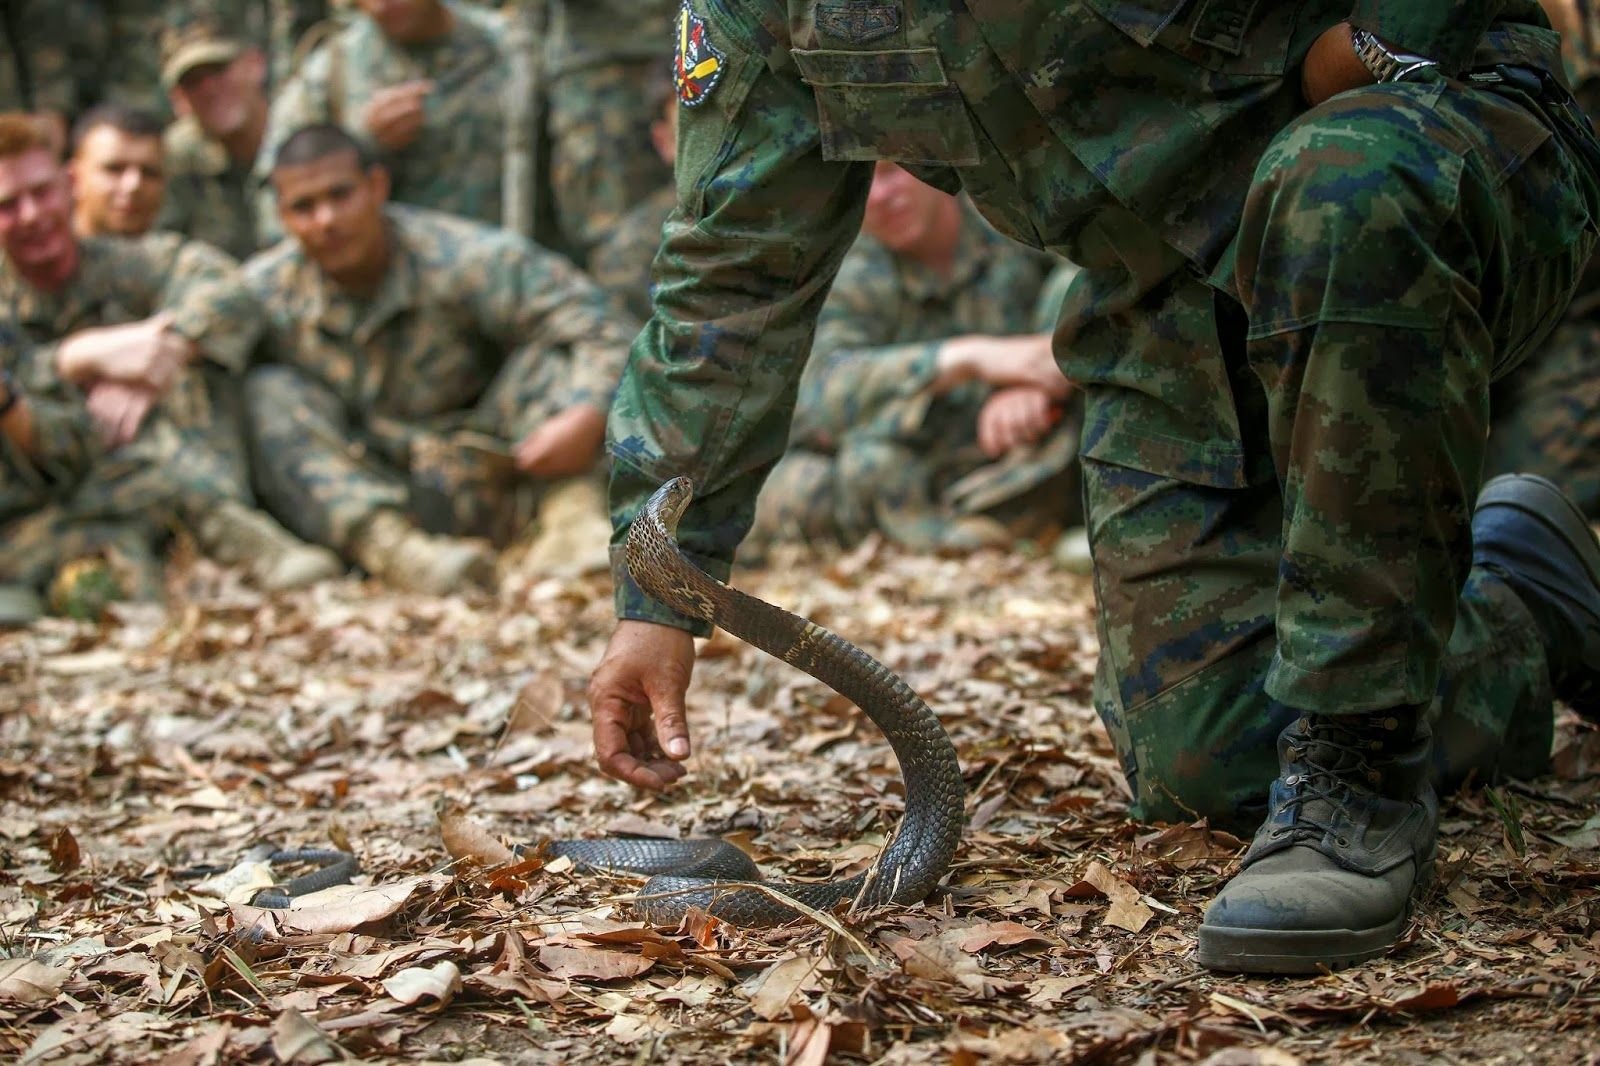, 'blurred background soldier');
0,324,187,622
159,21,274,260
243,125,636,594
68,105,168,241
0,113,341,592
588,78,677,321
541,0,676,263
253,0,511,245
746,162,1080,557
